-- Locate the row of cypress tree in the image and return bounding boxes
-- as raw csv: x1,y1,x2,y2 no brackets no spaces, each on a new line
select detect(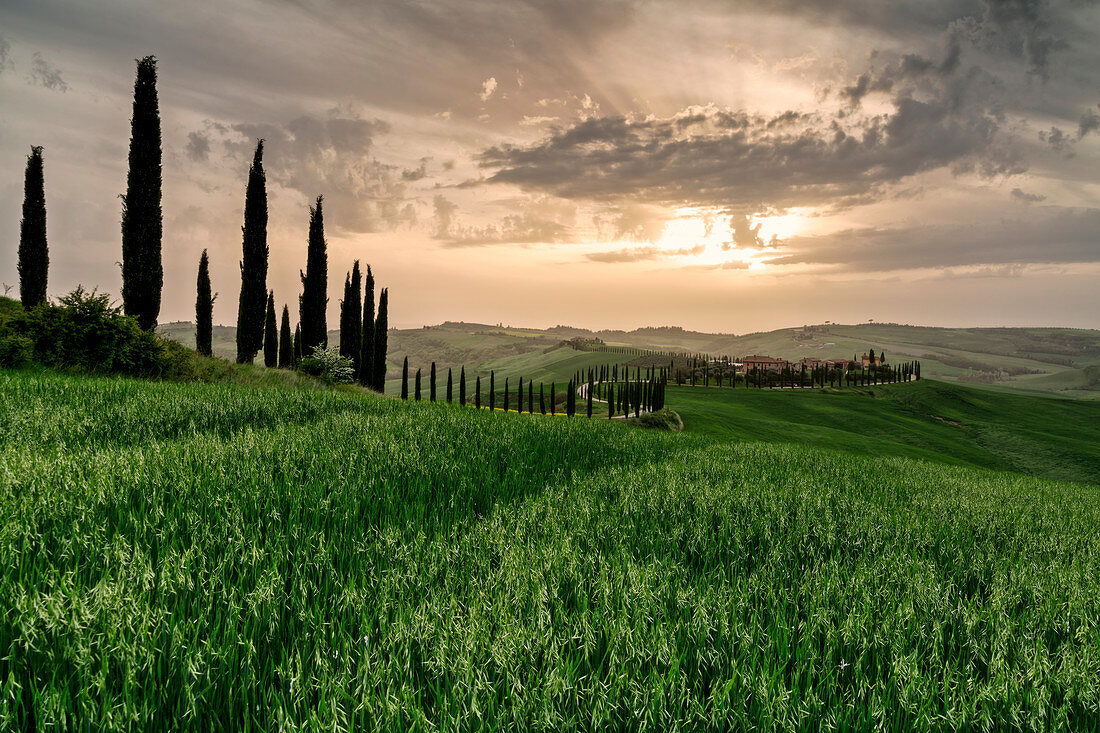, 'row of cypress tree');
394,359,667,418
